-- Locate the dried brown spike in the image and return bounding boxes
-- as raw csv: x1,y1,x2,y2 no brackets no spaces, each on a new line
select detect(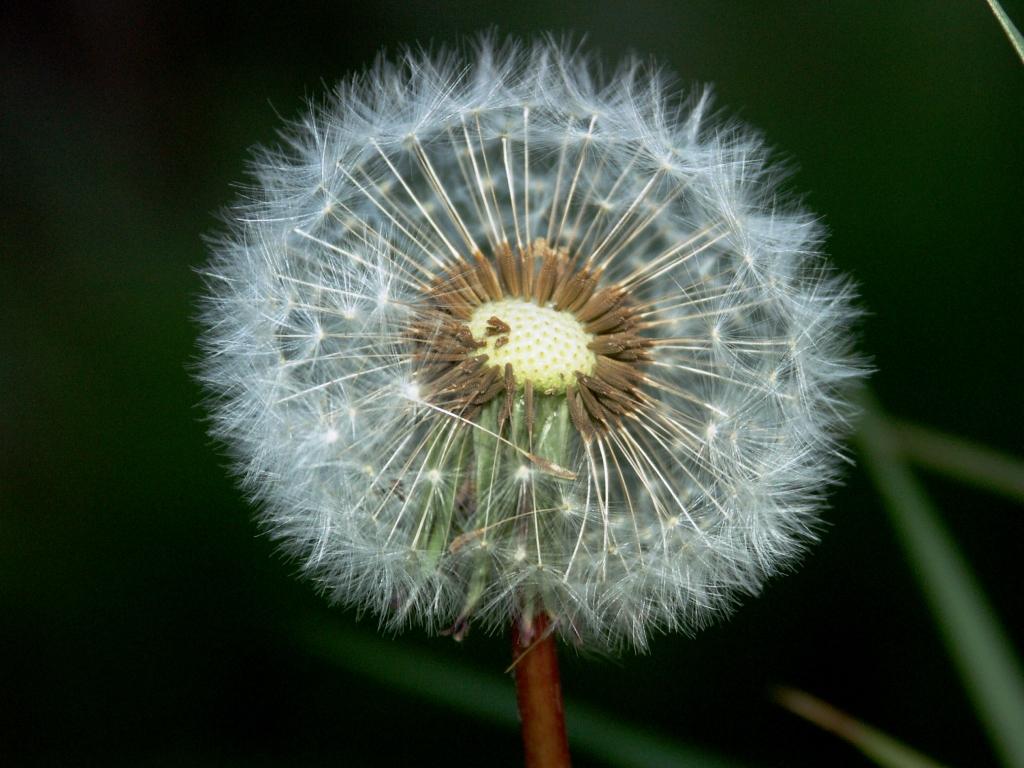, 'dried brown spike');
606,332,652,349
459,261,490,305
596,395,628,415
472,250,503,300
486,316,511,335
519,245,536,299
587,337,627,355
432,276,474,318
534,248,559,305
577,286,625,323
577,372,627,401
406,321,430,339
496,242,521,297
447,527,483,554
585,307,632,335
474,371,507,405
421,331,462,348
549,271,571,309
421,355,483,395
445,270,484,311
575,374,610,423
567,268,602,313
456,365,499,402
553,269,590,311
588,331,652,355
609,349,652,362
463,355,488,373
565,384,594,441
454,327,486,349
413,351,470,363
553,248,572,290
441,357,488,390
498,363,516,434
595,355,645,391
525,453,577,480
